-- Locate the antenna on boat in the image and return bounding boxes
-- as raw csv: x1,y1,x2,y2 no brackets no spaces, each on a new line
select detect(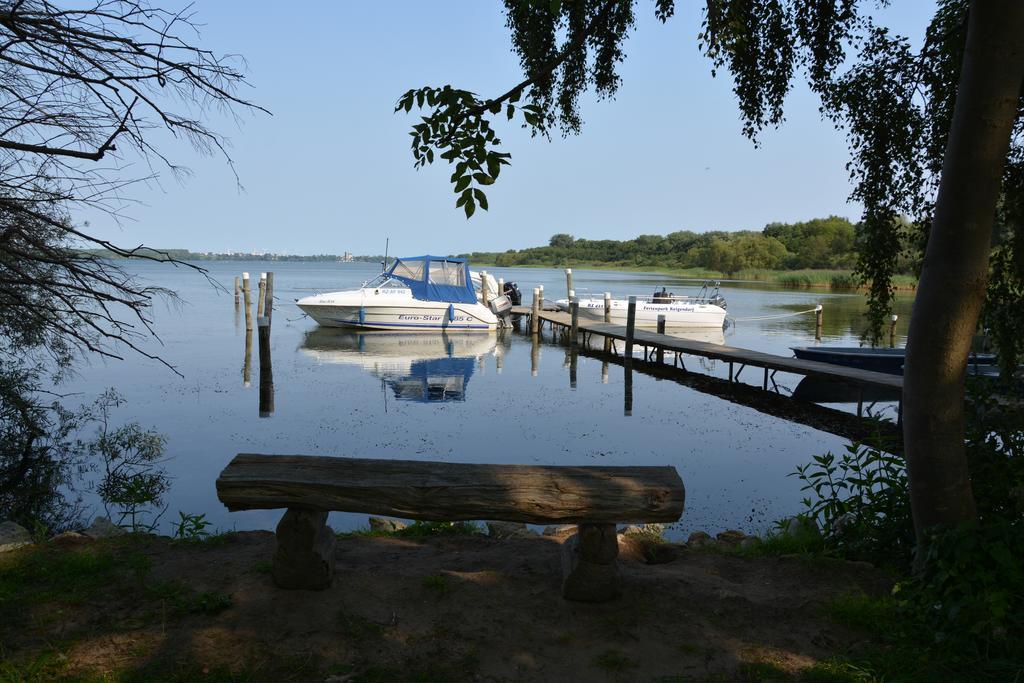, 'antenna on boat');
381,237,389,273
